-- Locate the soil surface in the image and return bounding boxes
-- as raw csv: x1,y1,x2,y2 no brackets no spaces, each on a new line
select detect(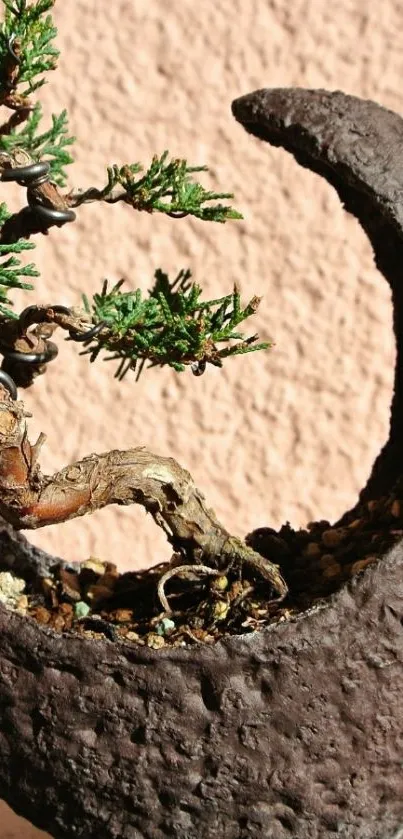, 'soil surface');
4,488,402,649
